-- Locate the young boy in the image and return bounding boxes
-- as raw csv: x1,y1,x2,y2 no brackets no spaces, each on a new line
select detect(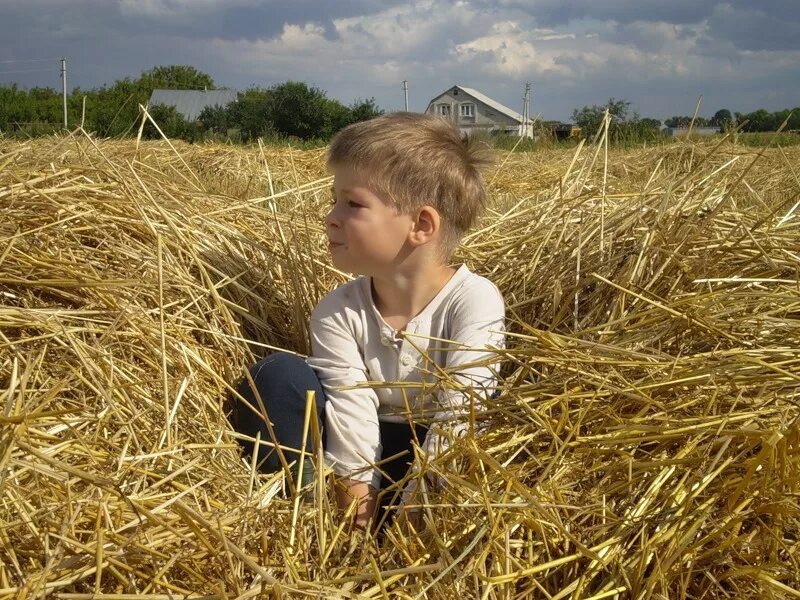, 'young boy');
307,112,505,528
231,112,504,530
